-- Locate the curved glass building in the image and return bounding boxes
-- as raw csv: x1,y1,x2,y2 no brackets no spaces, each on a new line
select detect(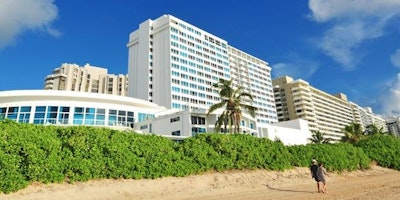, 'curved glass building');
0,90,165,130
